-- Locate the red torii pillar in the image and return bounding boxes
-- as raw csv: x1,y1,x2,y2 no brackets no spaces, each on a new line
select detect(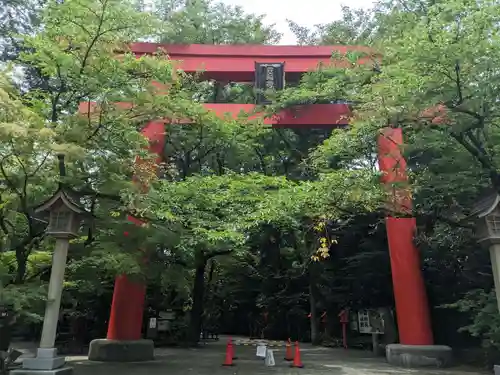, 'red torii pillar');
88,121,165,361
378,127,451,366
